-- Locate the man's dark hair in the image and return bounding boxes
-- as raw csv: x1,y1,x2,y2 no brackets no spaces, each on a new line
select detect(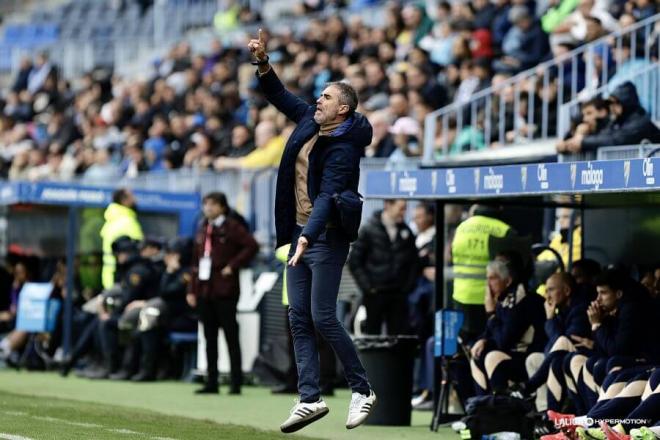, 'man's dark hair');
572,258,602,280
112,188,132,205
595,268,626,292
582,97,609,112
416,202,436,218
203,192,228,209
326,81,359,115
